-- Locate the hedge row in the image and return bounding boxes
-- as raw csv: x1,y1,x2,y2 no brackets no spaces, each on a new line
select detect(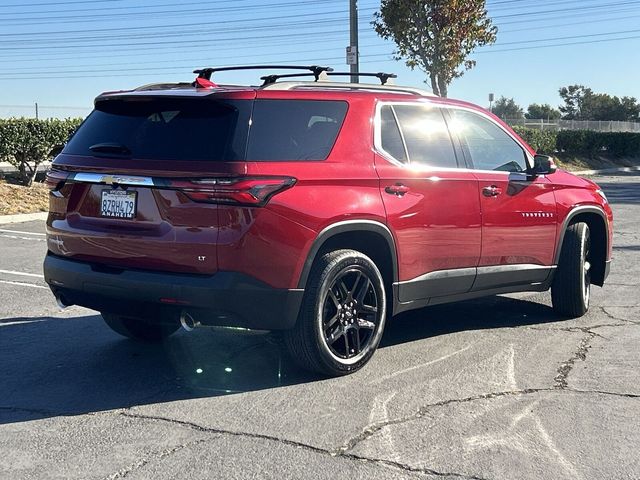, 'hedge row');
0,118,83,186
512,126,640,157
